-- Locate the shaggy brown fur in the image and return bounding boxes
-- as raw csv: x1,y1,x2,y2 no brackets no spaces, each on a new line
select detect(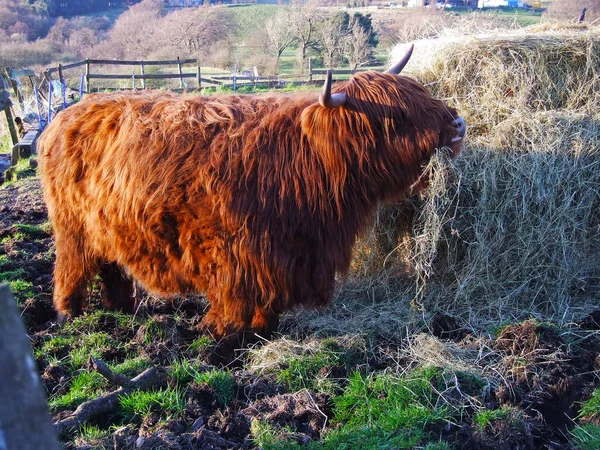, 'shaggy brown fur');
38,71,464,338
